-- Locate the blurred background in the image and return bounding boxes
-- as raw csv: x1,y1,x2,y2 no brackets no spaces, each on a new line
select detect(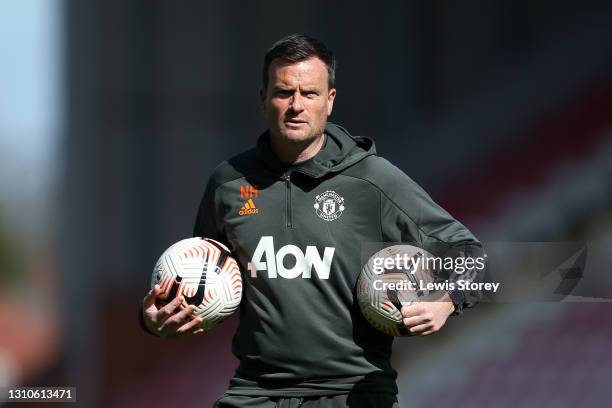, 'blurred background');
1,0,612,406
